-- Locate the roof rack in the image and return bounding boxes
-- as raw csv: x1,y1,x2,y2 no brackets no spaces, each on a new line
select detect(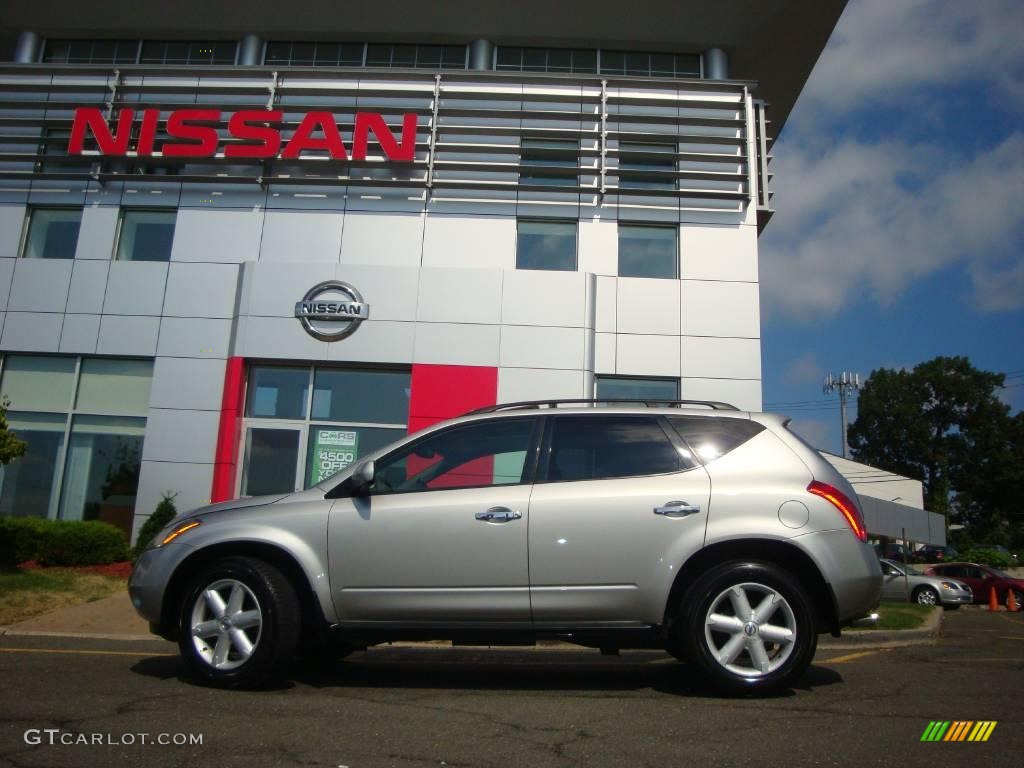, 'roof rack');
467,398,740,415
